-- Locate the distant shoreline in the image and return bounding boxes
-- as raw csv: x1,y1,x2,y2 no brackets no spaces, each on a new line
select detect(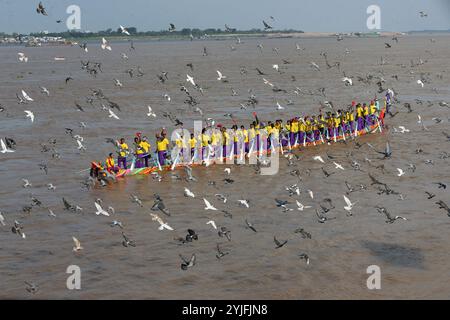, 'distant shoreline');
2,30,449,46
